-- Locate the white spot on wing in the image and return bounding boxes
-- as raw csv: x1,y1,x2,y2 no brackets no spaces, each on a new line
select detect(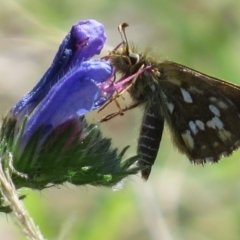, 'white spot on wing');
209,105,220,117
195,120,205,130
161,92,167,100
220,151,228,157
218,129,232,141
217,101,228,109
195,73,200,77
150,84,156,92
209,97,217,102
161,93,174,113
189,121,198,135
167,102,174,113
181,130,194,149
180,88,193,103
189,86,203,94
205,157,214,162
206,117,224,129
